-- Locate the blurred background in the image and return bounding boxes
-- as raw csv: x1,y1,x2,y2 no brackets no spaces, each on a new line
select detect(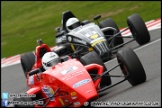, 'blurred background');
1,1,161,58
